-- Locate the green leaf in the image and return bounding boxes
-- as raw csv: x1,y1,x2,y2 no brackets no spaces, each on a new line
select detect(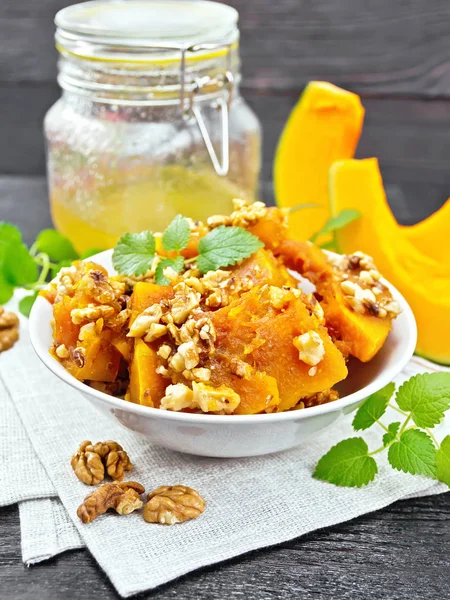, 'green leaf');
395,373,450,428
0,222,22,245
161,215,191,252
313,438,378,487
4,243,38,286
319,240,337,251
352,382,396,431
19,291,38,318
0,273,14,304
437,435,450,487
112,232,156,276
388,429,437,477
80,248,105,259
382,422,401,447
197,226,264,274
287,203,321,214
154,256,185,286
35,229,78,262
310,209,361,243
